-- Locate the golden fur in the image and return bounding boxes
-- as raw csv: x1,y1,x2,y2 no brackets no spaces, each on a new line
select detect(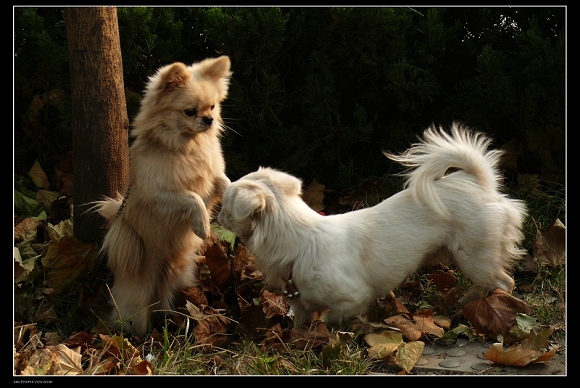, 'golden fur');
94,56,232,336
